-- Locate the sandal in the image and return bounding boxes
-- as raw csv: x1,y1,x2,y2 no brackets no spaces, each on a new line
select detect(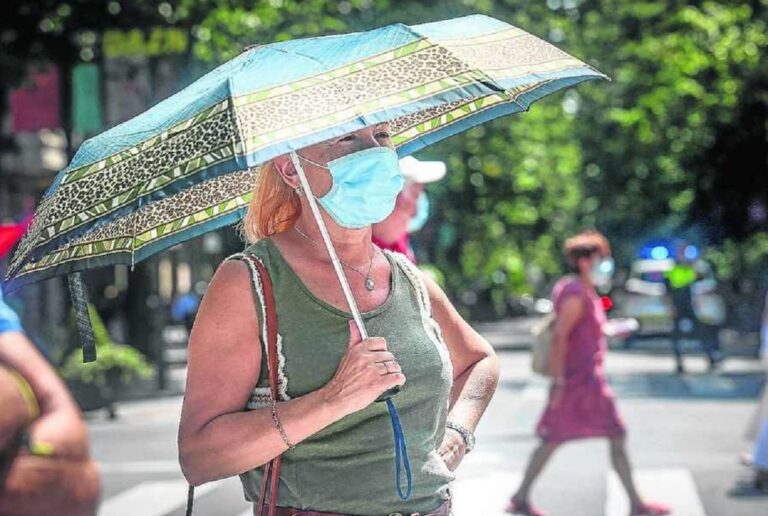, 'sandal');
505,497,546,516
